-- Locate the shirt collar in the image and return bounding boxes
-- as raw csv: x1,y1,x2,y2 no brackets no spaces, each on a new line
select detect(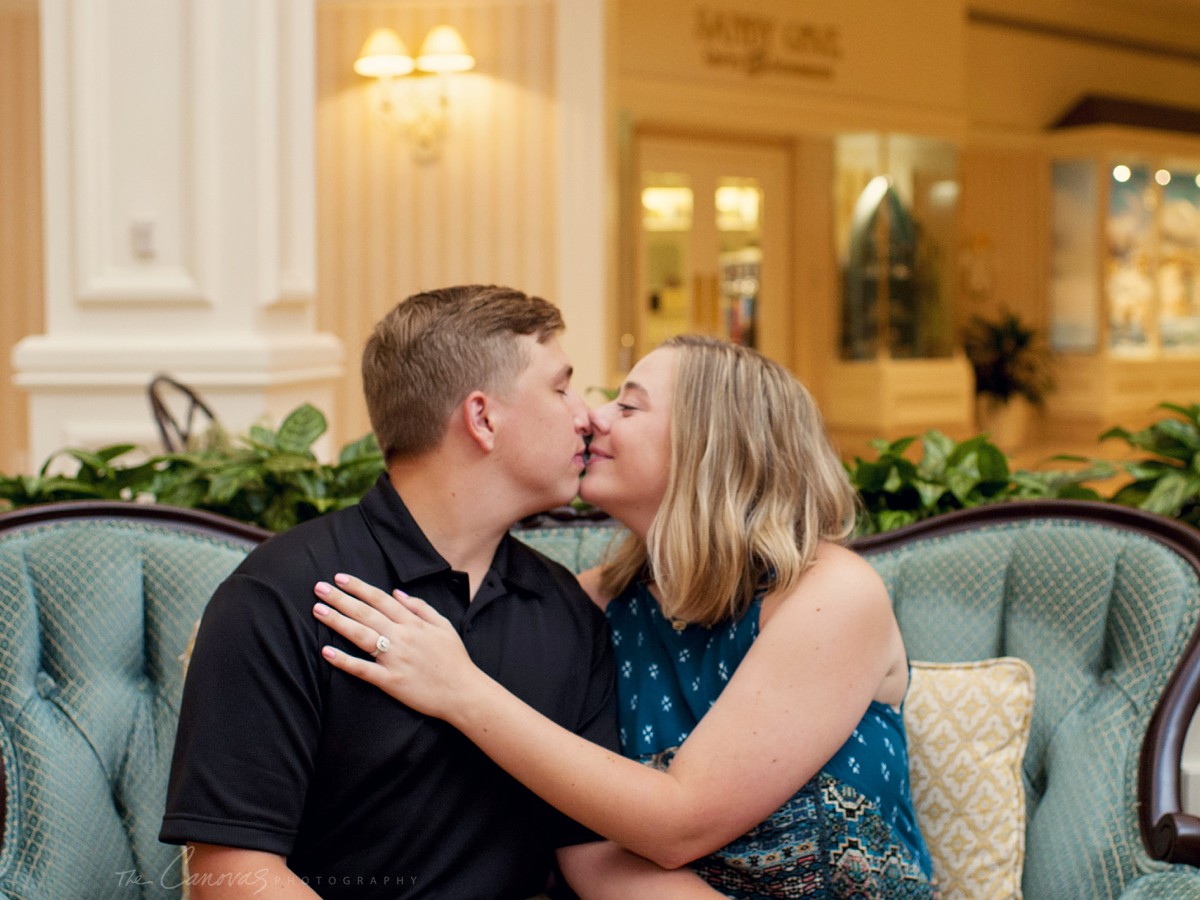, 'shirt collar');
489,531,545,599
359,474,452,583
358,473,541,598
